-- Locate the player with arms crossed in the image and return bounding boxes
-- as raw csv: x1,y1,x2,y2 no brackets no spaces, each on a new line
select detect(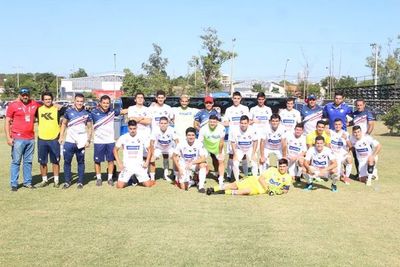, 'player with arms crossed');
148,90,173,132
286,123,307,182
173,127,207,192
303,136,338,192
279,98,301,133
149,116,179,182
206,159,291,196
114,120,154,189
249,92,272,136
